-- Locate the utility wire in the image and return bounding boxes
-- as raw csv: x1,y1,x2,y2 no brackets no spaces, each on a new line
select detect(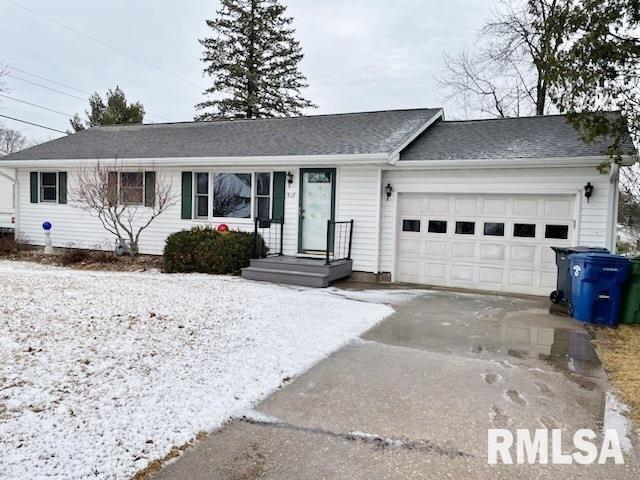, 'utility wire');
0,113,67,134
6,0,205,91
4,68,171,123
0,94,73,118
6,74,87,102
0,63,91,96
